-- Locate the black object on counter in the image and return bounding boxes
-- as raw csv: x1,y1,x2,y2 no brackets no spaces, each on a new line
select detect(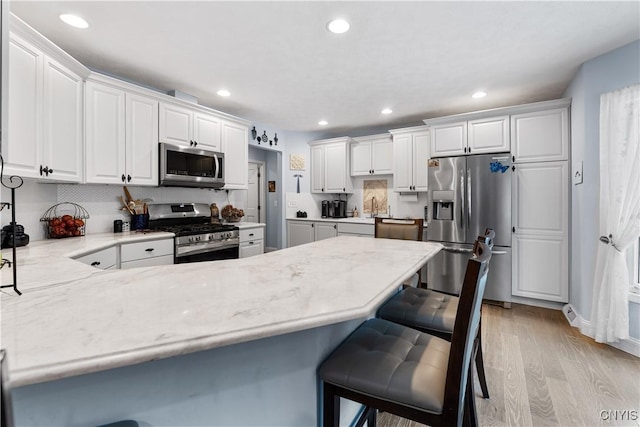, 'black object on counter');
114,219,123,233
1,222,29,249
296,210,307,218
